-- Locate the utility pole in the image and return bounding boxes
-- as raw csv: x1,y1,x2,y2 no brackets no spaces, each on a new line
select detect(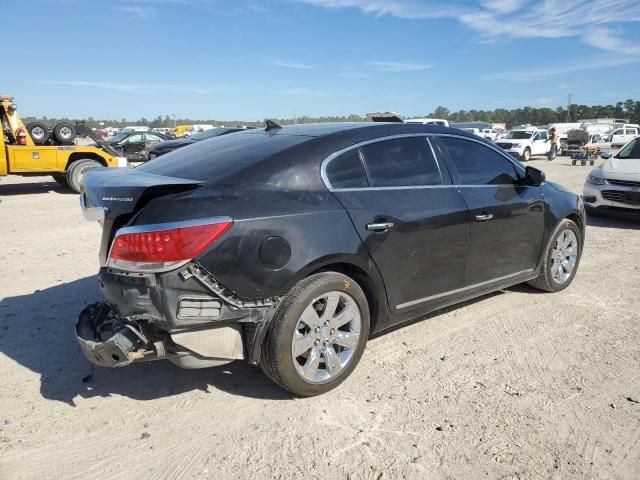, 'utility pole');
566,94,572,122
